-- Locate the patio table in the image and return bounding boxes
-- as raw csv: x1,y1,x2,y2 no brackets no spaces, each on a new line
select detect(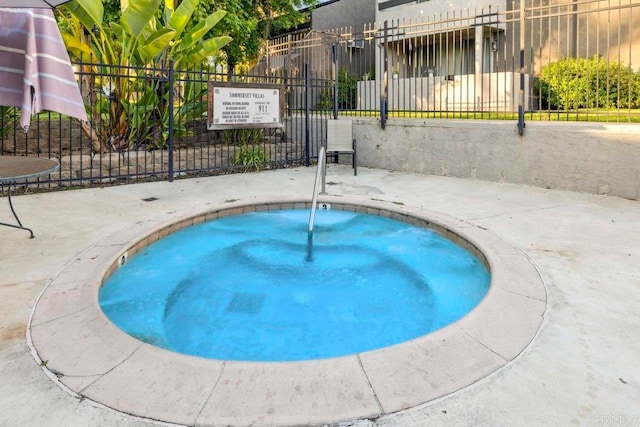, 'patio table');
0,156,59,238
